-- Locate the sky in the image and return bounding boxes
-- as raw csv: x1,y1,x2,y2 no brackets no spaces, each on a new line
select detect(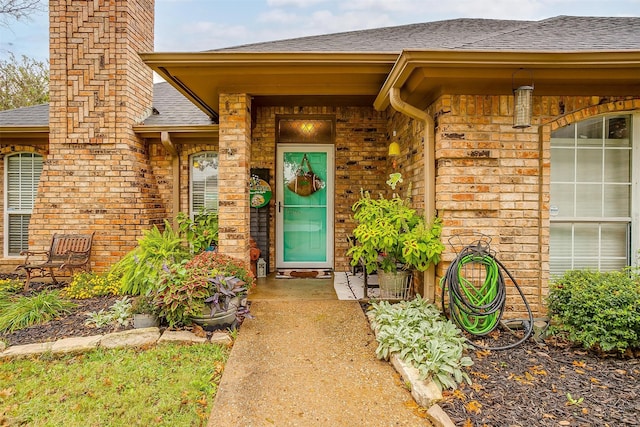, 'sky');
1,0,639,64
